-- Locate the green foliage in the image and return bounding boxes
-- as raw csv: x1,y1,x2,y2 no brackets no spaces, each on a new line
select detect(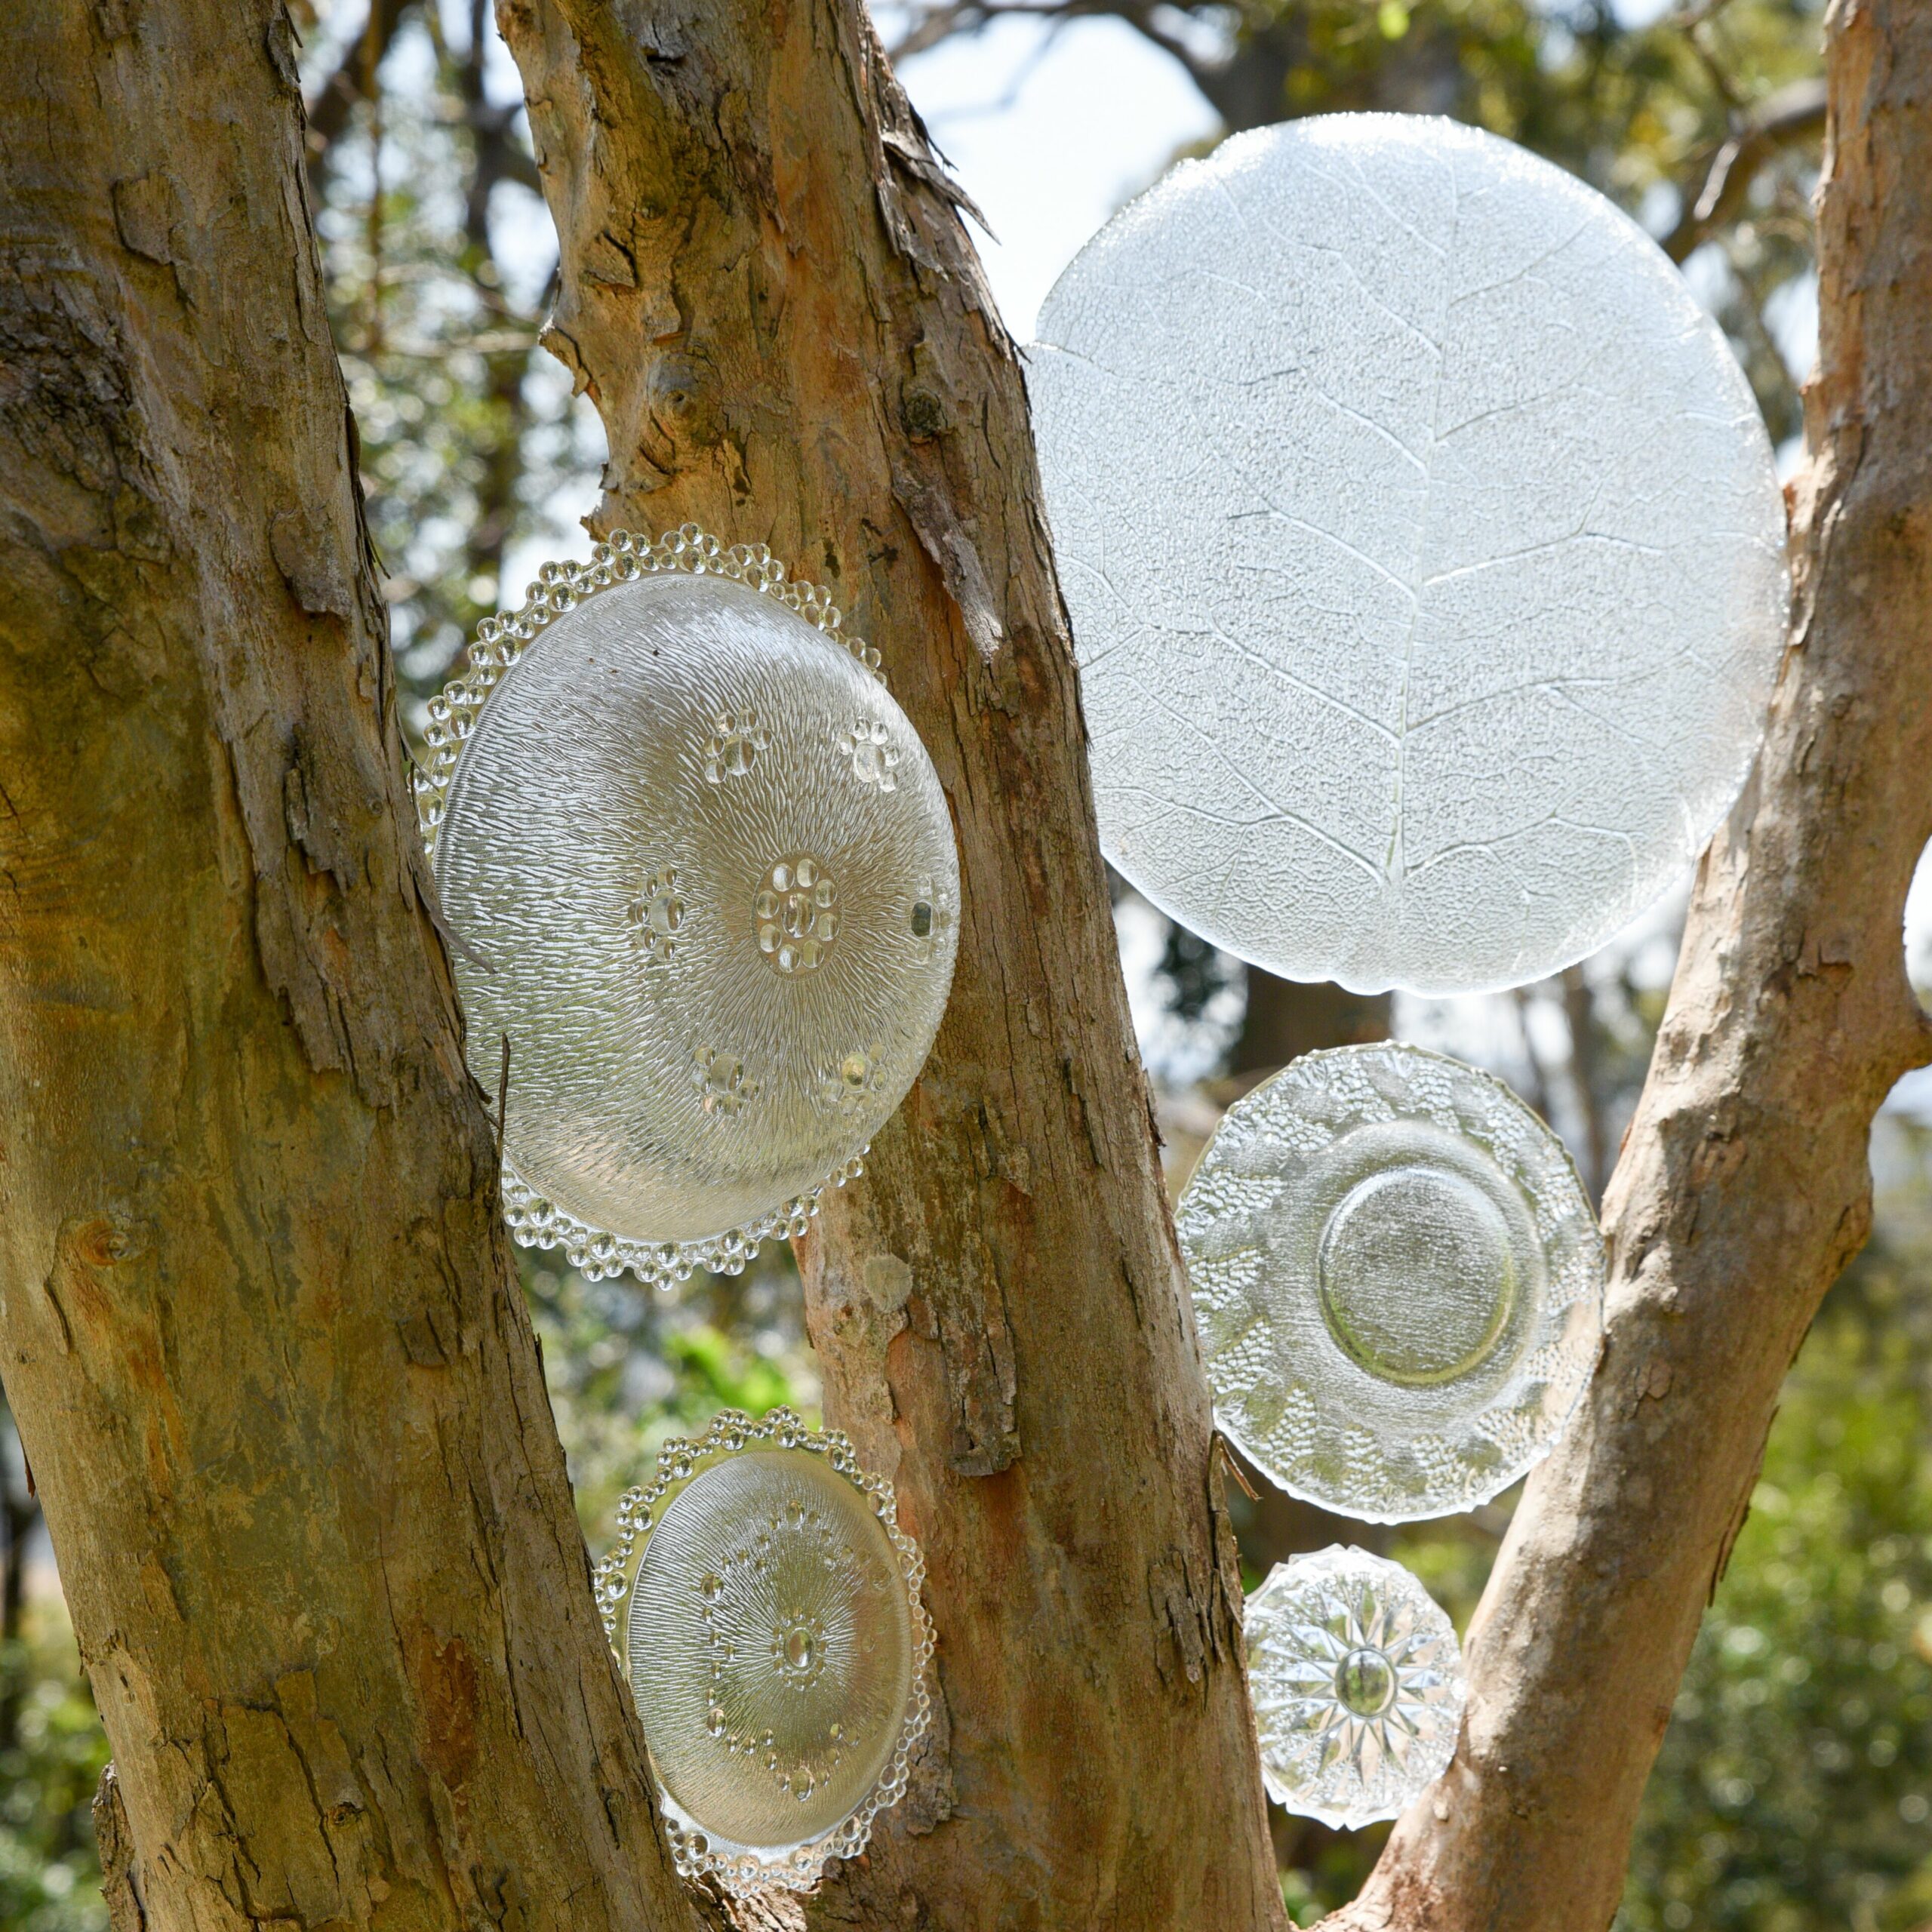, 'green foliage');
524,1247,820,1543
300,2,591,710
0,1606,108,1932
1618,1155,1932,1931
915,0,1824,444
